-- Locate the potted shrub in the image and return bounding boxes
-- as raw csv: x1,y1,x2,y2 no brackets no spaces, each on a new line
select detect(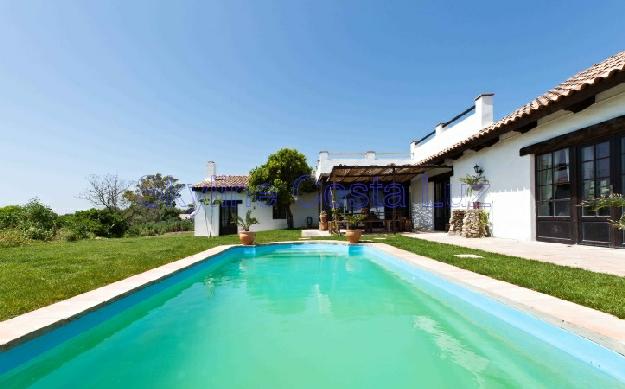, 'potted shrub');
319,210,328,231
344,213,365,244
459,173,489,209
236,210,259,245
